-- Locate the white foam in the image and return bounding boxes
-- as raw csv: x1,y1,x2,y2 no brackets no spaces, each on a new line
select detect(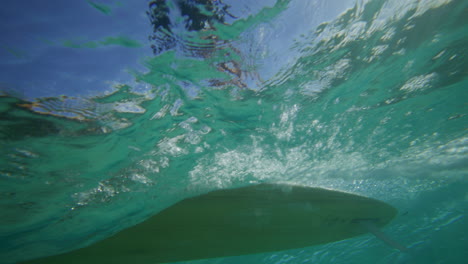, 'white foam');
400,73,438,92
